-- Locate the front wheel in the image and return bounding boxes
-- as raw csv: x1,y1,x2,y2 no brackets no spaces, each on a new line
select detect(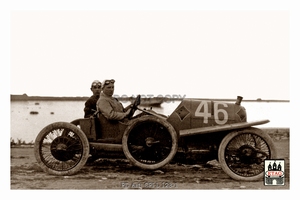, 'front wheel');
218,127,277,181
34,122,90,176
122,116,178,170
